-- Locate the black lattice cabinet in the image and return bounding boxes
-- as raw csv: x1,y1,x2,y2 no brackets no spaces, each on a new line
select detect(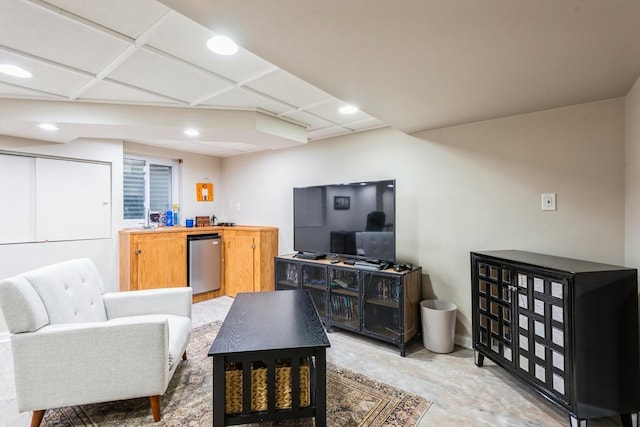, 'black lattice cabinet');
471,250,640,427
